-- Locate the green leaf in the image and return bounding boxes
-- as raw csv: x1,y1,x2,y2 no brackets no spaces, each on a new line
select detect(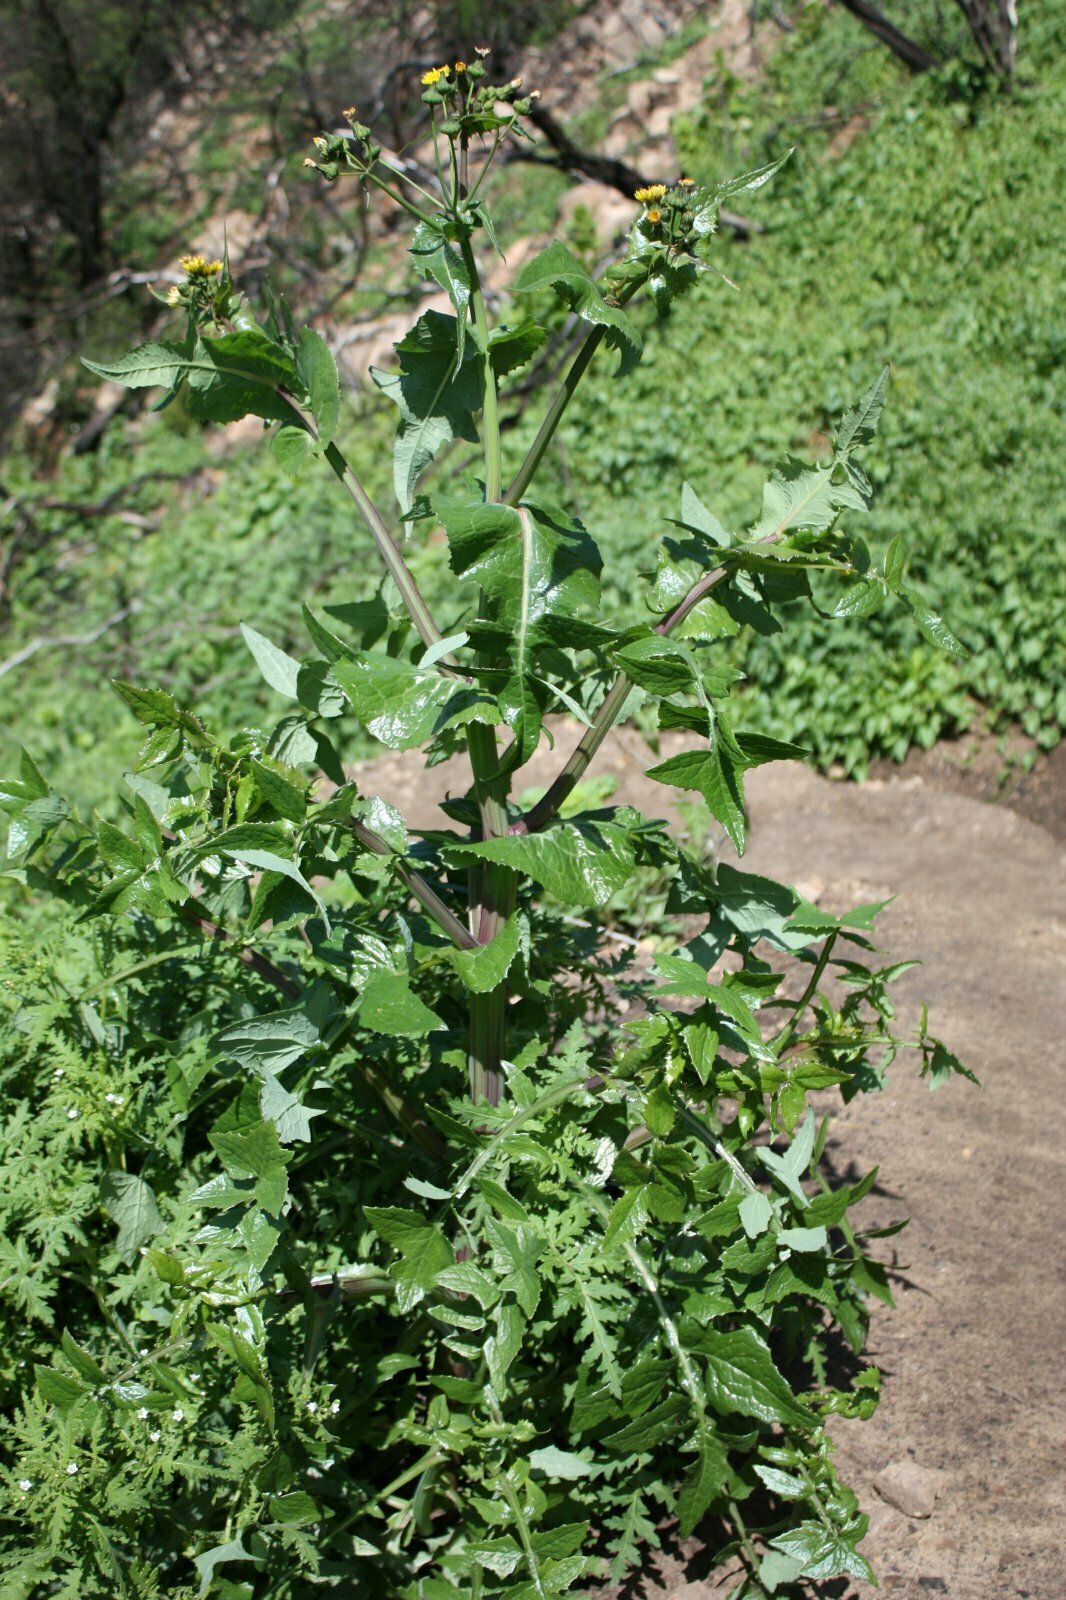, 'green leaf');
270,1490,320,1527
209,1120,291,1214
528,1448,600,1480
193,1539,254,1599
365,1207,453,1313
96,819,144,874
769,1519,875,1582
101,1171,163,1261
647,741,746,853
749,458,868,542
485,1299,526,1391
371,310,480,514
487,1220,542,1317
357,969,444,1037
898,585,967,655
834,367,889,459
270,425,314,478
603,1395,689,1452
439,495,602,758
739,1191,774,1238
677,1428,729,1536
296,326,340,446
831,577,885,619
697,1326,811,1428
449,815,637,909
489,319,548,377
213,987,333,1075
333,652,497,751
250,758,306,823
513,242,642,373
446,915,520,993
241,623,301,698
61,1329,104,1383
613,634,697,696
410,223,472,367
778,1225,828,1252
35,1365,87,1413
